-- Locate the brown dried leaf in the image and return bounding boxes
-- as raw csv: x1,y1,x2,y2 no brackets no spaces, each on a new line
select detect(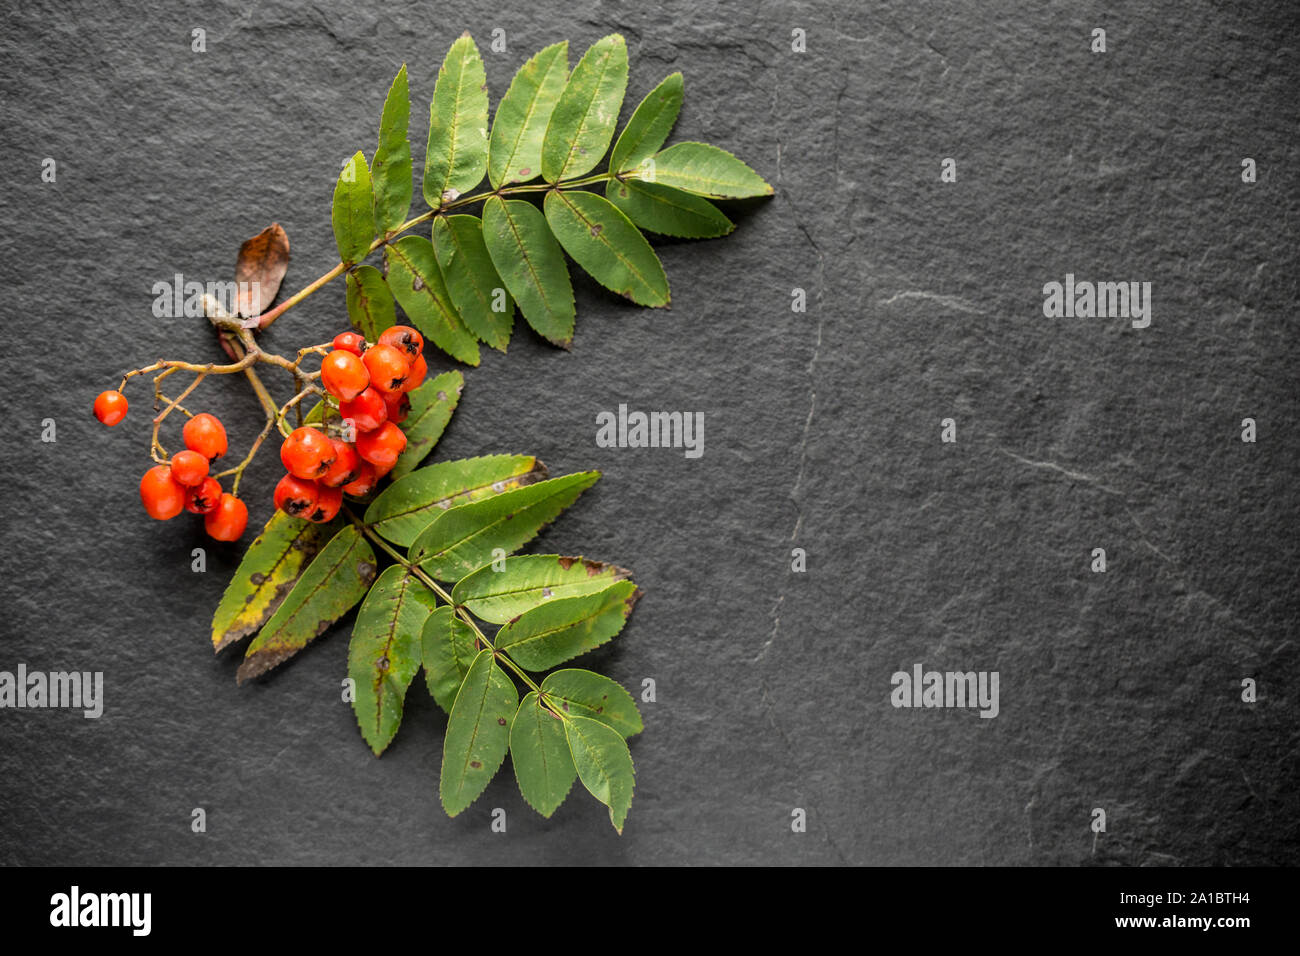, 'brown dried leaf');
234,223,291,317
